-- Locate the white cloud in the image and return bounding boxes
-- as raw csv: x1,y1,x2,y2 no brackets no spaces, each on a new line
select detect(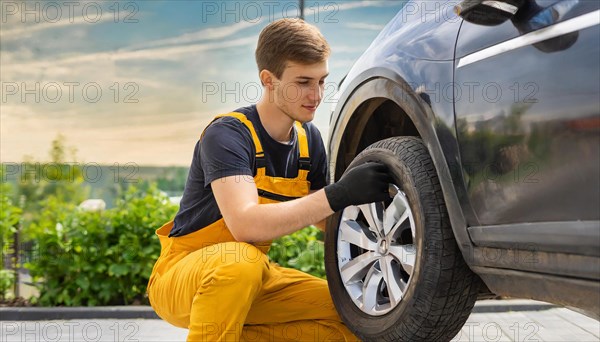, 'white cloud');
336,0,403,11
5,35,258,72
345,22,385,31
264,0,402,21
0,7,131,40
125,20,262,51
